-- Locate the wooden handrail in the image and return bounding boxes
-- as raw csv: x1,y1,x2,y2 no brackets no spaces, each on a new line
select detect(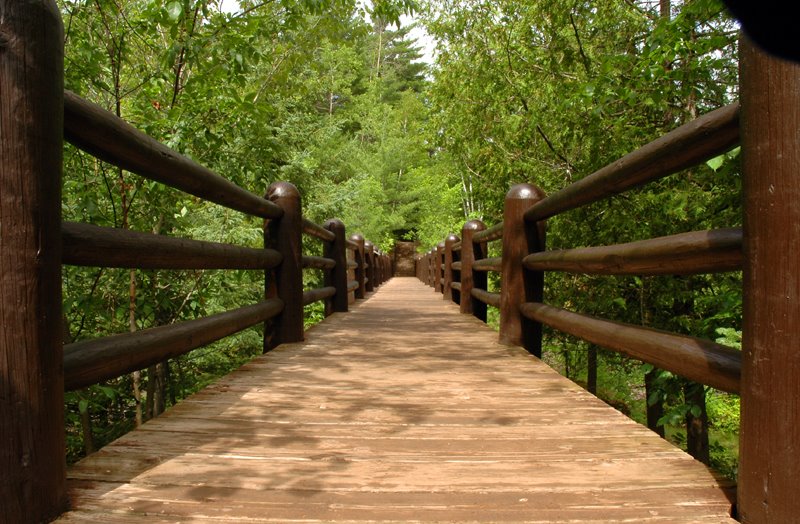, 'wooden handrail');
302,255,336,270
473,257,502,272
520,302,741,394
302,217,336,242
524,103,740,223
471,288,501,307
472,222,503,243
523,228,743,275
64,91,283,220
63,221,282,270
64,299,284,391
303,286,336,306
